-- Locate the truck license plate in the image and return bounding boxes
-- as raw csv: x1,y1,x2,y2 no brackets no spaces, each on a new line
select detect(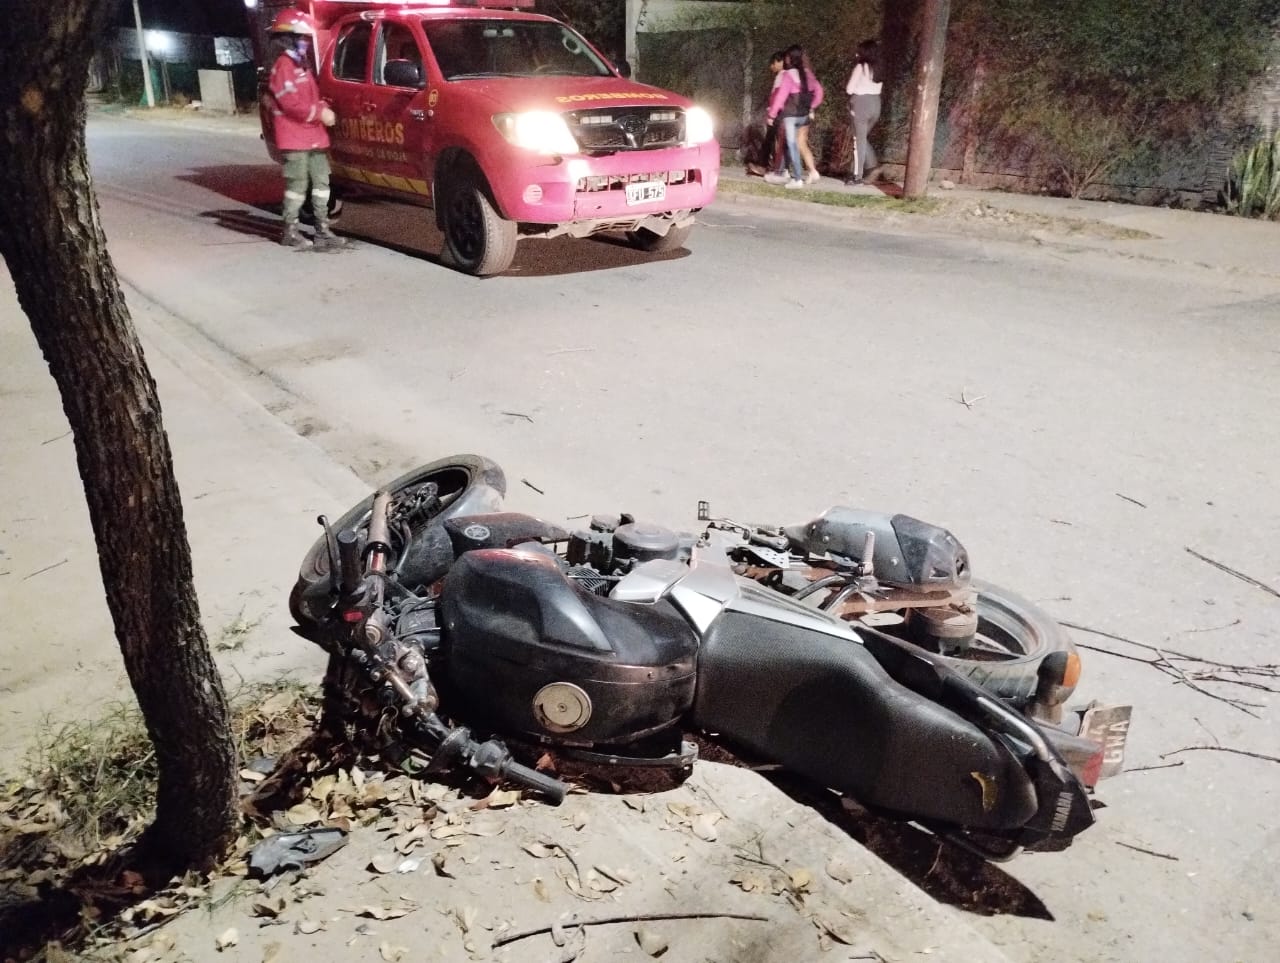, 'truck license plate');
626,181,666,205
